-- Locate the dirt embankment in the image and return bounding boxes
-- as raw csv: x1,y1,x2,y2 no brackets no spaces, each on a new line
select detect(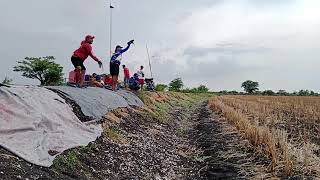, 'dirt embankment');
0,92,274,179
